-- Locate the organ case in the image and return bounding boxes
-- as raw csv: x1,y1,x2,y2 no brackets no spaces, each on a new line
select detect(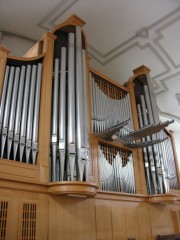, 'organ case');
0,15,180,240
